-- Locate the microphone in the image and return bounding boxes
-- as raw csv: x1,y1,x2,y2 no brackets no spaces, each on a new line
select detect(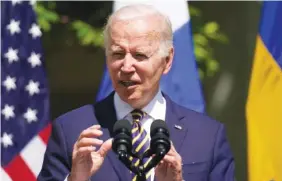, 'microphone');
142,119,171,173
150,119,171,155
112,119,140,175
112,119,132,155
